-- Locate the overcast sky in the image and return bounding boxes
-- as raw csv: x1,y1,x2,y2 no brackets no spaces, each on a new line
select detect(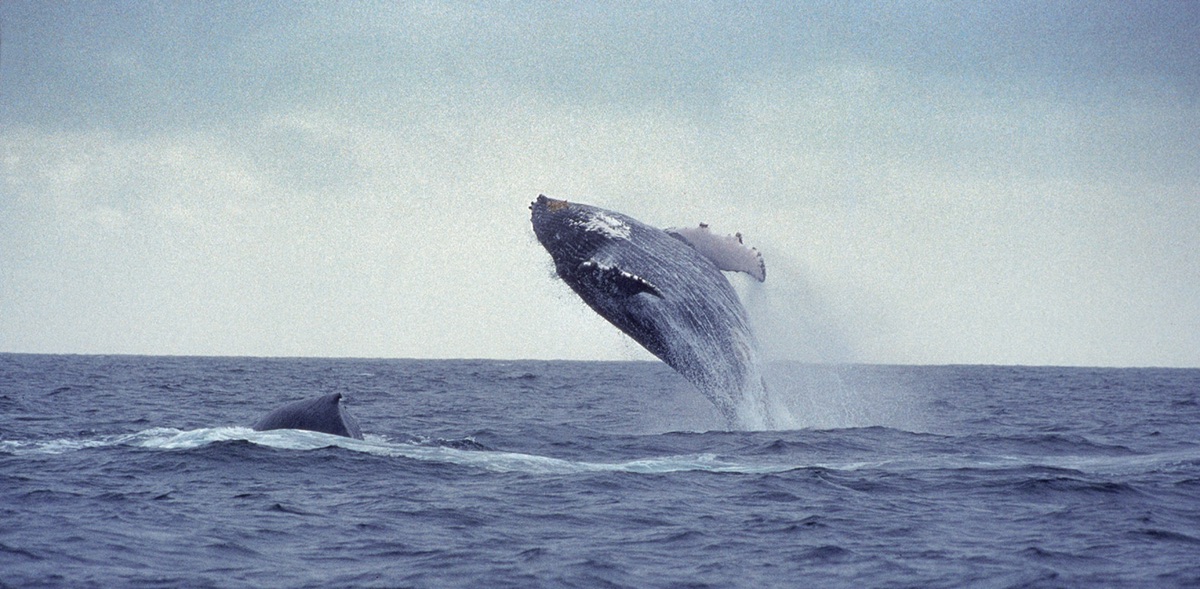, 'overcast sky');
1,1,1197,367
